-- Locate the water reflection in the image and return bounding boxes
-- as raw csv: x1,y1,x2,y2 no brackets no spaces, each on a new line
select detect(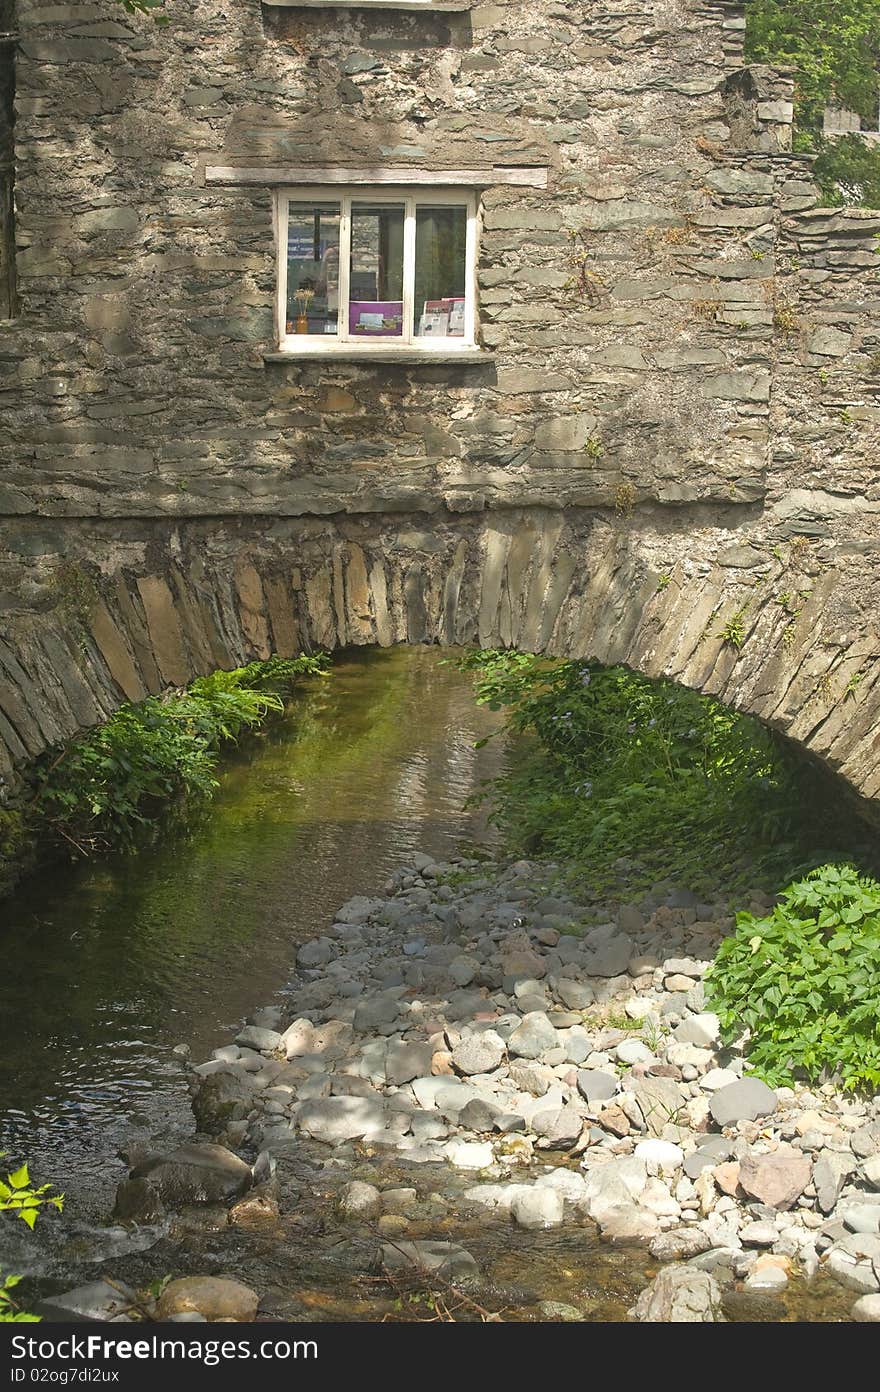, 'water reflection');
0,648,504,1211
